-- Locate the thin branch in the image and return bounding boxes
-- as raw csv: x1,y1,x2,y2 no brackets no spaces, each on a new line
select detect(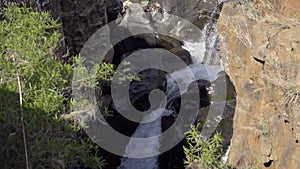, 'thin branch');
12,54,29,169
